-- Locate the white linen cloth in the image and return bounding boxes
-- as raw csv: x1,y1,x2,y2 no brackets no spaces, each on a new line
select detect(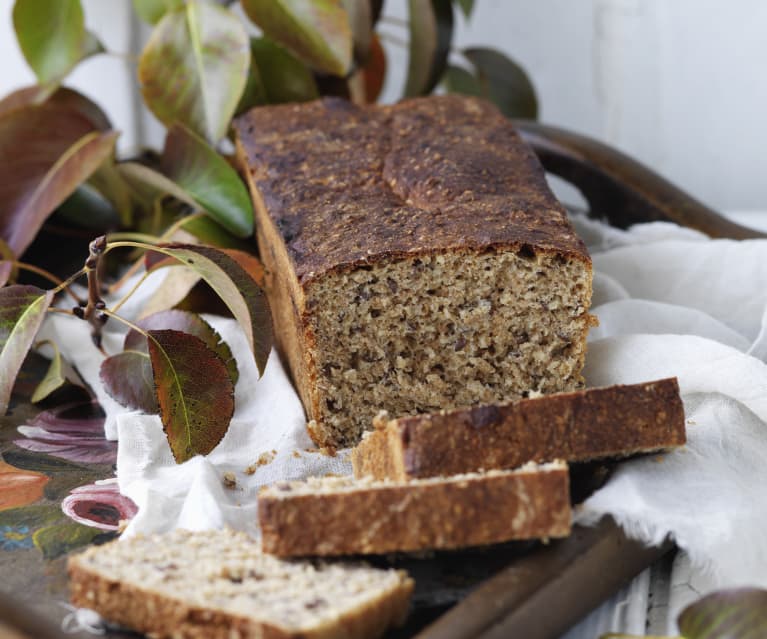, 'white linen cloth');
38,214,767,633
